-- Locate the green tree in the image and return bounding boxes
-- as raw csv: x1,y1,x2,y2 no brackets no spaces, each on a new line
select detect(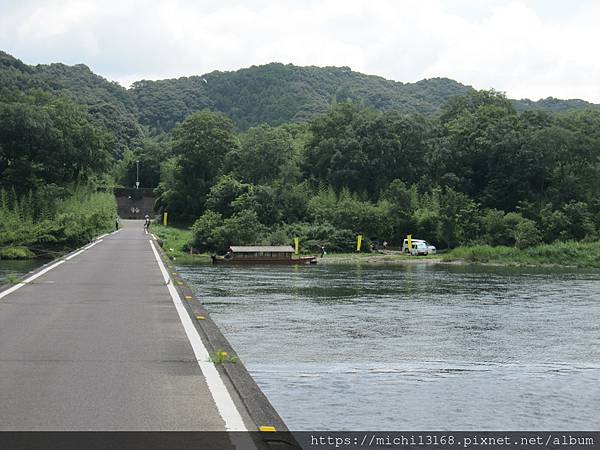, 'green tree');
216,210,266,249
514,219,542,249
436,188,481,247
303,103,431,197
438,92,533,210
0,93,113,194
156,110,238,222
205,175,252,218
115,139,168,188
228,124,296,184
190,210,224,251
